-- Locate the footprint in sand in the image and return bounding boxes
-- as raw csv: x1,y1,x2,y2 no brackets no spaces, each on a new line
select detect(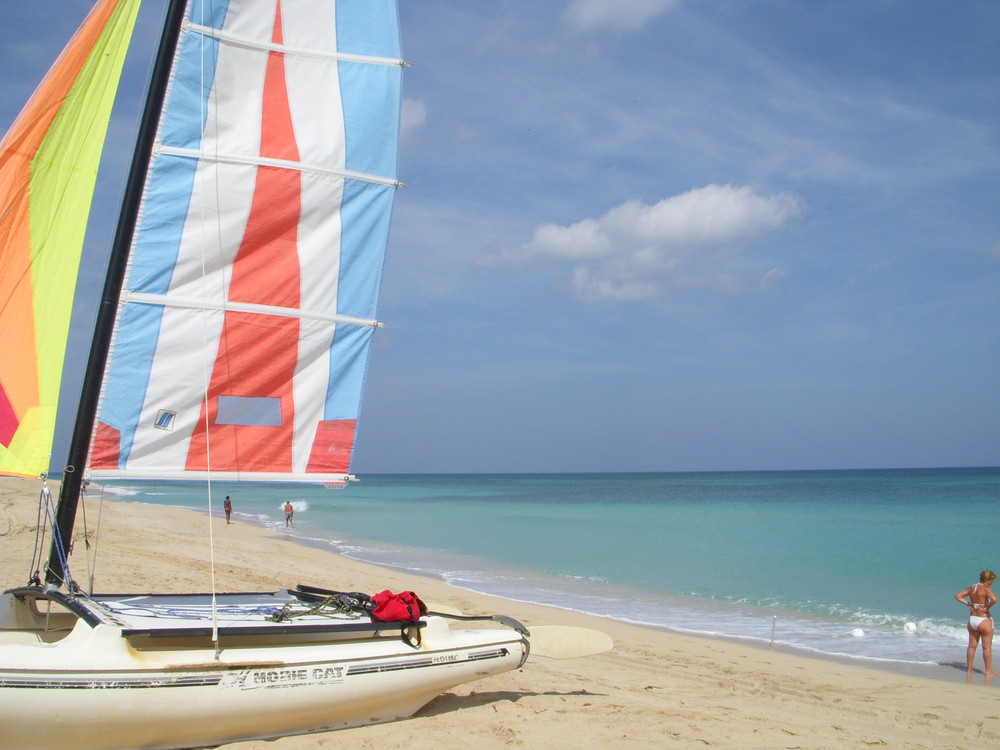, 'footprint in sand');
0,502,18,537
